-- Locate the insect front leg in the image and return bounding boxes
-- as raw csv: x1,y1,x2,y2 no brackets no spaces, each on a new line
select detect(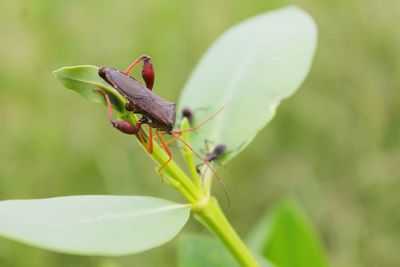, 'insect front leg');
95,89,144,134
124,55,155,90
155,130,173,178
110,118,143,135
